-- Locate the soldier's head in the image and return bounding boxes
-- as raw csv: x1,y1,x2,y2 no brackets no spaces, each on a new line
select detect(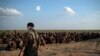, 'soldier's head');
27,22,34,30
